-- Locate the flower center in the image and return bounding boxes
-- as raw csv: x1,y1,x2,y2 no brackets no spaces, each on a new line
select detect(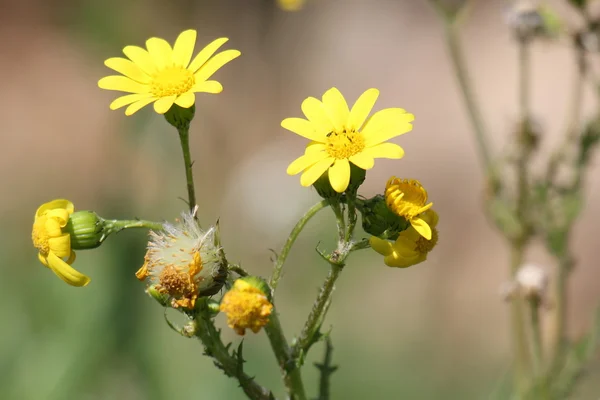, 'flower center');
158,265,197,298
150,66,195,97
32,219,49,255
385,178,431,219
415,228,438,253
325,129,366,159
